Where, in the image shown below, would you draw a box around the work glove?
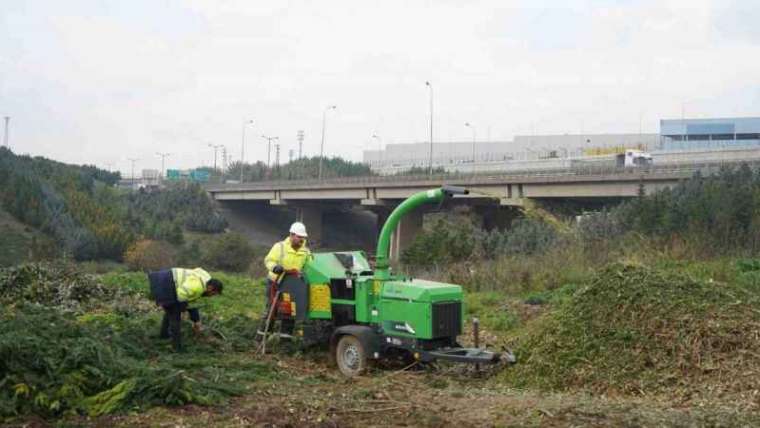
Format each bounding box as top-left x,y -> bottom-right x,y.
272,265 -> 284,274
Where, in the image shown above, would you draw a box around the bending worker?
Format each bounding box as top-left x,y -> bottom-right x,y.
148,267 -> 223,351
263,222 -> 311,333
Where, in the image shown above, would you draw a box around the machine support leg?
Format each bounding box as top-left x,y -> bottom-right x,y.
473,317 -> 480,372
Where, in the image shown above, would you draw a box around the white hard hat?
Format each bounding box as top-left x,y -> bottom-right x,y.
289,222 -> 308,237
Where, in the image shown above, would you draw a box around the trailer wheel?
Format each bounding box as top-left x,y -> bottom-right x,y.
336,335 -> 367,377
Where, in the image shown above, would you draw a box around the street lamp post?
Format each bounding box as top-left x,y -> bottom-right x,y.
318,105 -> 337,180
465,122 -> 476,173
240,119 -> 254,183
425,81 -> 434,175
127,158 -> 139,190
208,144 -> 223,179
156,152 -> 171,182
261,135 -> 279,168
371,134 -> 382,169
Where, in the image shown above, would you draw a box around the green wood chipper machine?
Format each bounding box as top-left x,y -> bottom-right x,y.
263,185 -> 512,376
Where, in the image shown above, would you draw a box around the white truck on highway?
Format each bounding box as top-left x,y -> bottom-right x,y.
616,149 -> 653,168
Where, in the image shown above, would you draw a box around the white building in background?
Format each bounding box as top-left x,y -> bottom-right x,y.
141,169 -> 160,186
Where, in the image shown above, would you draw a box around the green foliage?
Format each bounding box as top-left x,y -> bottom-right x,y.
200,233 -> 255,273
394,166 -> 448,176
401,215 -> 482,265
464,292 -> 519,331
402,215 -> 559,266
0,263 -> 274,420
0,149 -> 228,262
177,238 -> 203,266
0,262 -> 146,313
127,182 -> 226,236
500,262 -> 760,397
123,240 -> 176,272
485,218 -> 560,256
617,164 -> 760,255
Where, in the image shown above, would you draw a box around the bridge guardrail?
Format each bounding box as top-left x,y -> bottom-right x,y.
206,158 -> 760,191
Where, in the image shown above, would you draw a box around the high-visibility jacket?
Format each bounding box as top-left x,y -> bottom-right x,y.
264,237 -> 311,281
171,267 -> 211,303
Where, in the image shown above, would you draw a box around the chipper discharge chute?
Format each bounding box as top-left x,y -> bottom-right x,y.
268,185 -> 511,376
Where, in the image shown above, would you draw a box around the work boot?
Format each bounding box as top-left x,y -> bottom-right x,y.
280,319 -> 295,336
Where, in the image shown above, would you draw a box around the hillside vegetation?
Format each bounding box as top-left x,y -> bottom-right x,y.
0,148 -> 226,262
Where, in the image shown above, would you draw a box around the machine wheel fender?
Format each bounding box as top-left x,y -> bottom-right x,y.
329,325 -> 380,361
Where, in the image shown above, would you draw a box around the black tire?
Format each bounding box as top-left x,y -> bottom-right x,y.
335,335 -> 367,377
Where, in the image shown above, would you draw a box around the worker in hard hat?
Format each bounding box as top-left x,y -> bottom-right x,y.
148,267 -> 223,352
263,222 -> 311,334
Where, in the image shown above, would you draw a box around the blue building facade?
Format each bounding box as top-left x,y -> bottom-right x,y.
660,117 -> 760,151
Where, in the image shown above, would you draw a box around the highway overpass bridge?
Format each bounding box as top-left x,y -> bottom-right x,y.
204,162 -> 737,260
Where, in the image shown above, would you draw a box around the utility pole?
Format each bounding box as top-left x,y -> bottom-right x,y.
372,134 -> 382,169
240,119 -> 254,183
156,152 -> 170,181
127,158 -> 139,190
208,144 -> 223,172
297,130 -> 305,160
3,116 -> 9,148
275,143 -> 281,169
465,122 -> 476,172
425,81 -> 433,175
261,135 -> 279,168
222,145 -> 228,173
319,105 -> 337,180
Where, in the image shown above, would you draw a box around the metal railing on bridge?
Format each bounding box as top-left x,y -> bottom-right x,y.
206,158 -> 760,191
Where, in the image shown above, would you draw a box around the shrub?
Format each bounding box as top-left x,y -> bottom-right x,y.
201,233 -> 254,272
401,216 -> 482,266
177,239 -> 203,267
123,240 -> 175,272
492,218 -> 559,256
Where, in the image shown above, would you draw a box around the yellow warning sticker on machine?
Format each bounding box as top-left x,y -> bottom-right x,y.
309,284 -> 331,312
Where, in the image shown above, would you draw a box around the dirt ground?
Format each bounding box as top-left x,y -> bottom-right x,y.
14,351 -> 753,428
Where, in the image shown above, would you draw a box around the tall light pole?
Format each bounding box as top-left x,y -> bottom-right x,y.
465,122 -> 476,172
3,116 -> 9,148
371,134 -> 382,169
425,81 -> 433,175
297,130 -> 305,160
240,119 -> 254,183
127,158 -> 139,190
318,105 -> 337,180
261,135 -> 279,168
208,143 -> 223,177
156,152 -> 171,181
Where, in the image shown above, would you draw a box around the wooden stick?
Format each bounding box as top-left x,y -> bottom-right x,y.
259,290 -> 281,355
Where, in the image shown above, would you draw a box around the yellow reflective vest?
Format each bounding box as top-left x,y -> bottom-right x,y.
171,267 -> 211,303
264,237 -> 311,281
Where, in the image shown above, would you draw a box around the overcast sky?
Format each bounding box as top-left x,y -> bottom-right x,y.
1,0 -> 759,175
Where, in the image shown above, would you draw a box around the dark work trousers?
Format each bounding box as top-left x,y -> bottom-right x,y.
160,302 -> 200,351
149,269 -> 200,351
266,275 -> 308,335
